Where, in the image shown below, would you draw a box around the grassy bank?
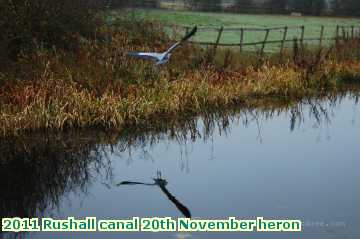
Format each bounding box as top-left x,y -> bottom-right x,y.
1,22 -> 360,137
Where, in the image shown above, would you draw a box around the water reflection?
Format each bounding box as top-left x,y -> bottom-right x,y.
115,171 -> 192,218
0,91 -> 359,238
0,132 -> 113,218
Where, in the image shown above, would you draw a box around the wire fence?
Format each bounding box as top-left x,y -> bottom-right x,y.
166,24 -> 360,56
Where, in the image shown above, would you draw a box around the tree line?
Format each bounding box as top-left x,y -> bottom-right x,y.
263,0 -> 360,16
110,0 -> 360,16
185,0 -> 360,16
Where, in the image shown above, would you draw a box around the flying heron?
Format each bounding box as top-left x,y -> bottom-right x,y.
127,26 -> 197,65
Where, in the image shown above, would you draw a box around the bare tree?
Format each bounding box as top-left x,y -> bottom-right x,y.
330,0 -> 360,16
264,0 -> 290,14
234,0 -> 255,13
185,0 -> 223,12
290,0 -> 326,15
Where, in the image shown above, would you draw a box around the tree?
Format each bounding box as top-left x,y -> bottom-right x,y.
289,0 -> 326,15
185,0 -> 222,12
0,0 -> 104,59
313,0 -> 326,15
330,0 -> 360,16
265,0 -> 290,14
109,0 -> 160,8
233,0 -> 254,13
330,0 -> 341,13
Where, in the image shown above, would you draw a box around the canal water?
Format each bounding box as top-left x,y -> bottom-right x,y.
1,92 -> 360,239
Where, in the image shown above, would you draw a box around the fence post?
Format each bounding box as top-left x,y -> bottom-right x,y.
319,25 -> 324,48
240,28 -> 244,53
335,25 -> 340,43
280,26 -> 288,59
214,26 -> 224,55
300,25 -> 305,47
351,25 -> 354,39
261,29 -> 270,56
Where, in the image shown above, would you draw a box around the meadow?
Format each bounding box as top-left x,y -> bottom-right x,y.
112,9 -> 360,51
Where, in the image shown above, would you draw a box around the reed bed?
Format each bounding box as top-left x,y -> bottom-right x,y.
1,22 -> 360,137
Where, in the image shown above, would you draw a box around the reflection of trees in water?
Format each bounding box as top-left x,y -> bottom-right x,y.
0,92 -> 358,231
0,132 -> 114,219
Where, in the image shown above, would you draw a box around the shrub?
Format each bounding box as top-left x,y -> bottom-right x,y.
0,0 -> 104,60
109,0 -> 160,9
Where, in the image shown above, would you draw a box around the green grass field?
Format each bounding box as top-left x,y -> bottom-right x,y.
111,9 -> 360,52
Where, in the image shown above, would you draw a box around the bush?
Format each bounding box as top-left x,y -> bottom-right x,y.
0,0 -> 104,60
185,0 -> 223,12
109,0 -> 160,9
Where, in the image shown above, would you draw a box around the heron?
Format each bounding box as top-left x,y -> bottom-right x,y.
127,26 -> 197,65
115,171 -> 192,218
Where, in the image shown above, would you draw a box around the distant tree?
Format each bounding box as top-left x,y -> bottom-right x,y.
350,0 -> 360,15
233,0 -> 254,13
185,0 -> 222,12
264,0 -> 290,14
109,0 -> 160,8
289,0 -> 326,15
138,0 -> 160,8
330,0 -> 341,13
313,0 -> 326,15
331,0 -> 360,16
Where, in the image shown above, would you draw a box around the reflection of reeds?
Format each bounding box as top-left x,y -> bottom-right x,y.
0,131 -> 112,220
1,22 -> 360,136
0,91 -> 358,224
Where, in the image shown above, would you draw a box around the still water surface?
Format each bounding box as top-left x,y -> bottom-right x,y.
1,93 -> 360,239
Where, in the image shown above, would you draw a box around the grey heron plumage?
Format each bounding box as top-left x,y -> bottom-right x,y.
127,26 -> 197,65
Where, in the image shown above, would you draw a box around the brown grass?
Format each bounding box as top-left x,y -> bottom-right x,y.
1,22 -> 360,137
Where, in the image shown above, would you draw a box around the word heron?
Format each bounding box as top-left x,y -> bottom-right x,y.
127,26 -> 197,65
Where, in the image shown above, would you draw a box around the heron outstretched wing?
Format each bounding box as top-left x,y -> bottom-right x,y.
127,52 -> 163,61
116,181 -> 156,186
165,26 -> 197,54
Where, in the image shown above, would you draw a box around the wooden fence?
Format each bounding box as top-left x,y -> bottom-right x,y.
170,25 -> 359,56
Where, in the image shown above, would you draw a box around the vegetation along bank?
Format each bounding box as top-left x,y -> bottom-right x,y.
1,2 -> 360,137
